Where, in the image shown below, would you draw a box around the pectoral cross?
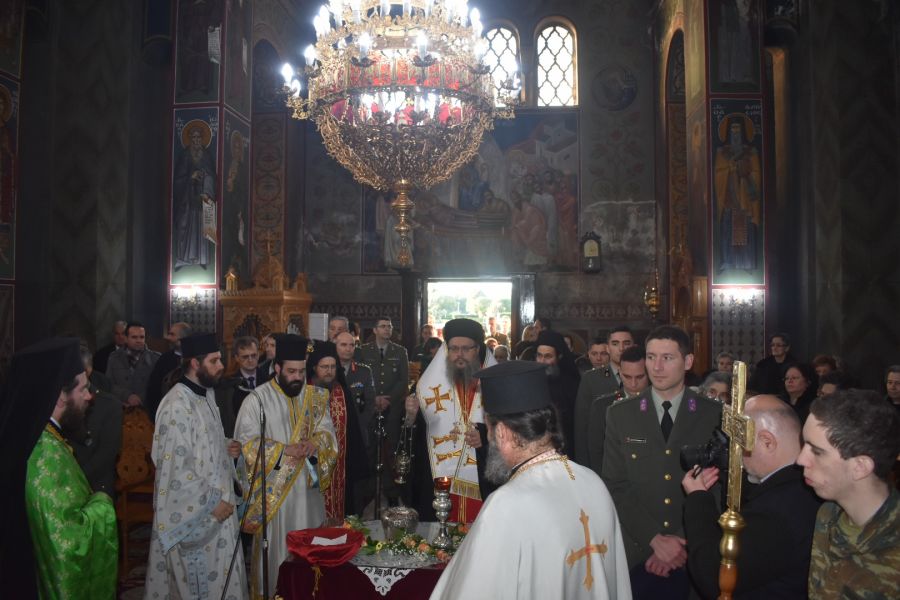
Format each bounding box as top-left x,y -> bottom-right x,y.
717,361 -> 755,600
566,509 -> 607,591
425,385 -> 450,413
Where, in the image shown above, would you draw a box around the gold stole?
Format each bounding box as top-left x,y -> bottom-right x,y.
241,383 -> 336,534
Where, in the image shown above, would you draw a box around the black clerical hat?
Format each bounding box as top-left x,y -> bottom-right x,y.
306,340 -> 339,367
536,330 -> 568,357
475,360 -> 551,415
180,333 -> 219,358
443,318 -> 484,344
276,334 -> 311,362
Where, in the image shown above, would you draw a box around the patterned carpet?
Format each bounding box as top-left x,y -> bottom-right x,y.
118,525 -> 253,598
118,524 -> 150,599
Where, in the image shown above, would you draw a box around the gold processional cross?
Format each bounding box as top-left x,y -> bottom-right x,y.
566,509 -> 608,591
717,361 -> 755,600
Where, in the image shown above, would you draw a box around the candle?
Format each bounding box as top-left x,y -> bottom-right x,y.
434,476 -> 451,491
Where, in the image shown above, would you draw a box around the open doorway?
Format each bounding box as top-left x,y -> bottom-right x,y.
425,279 -> 513,342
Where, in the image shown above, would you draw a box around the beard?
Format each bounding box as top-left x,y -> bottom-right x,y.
544,363 -> 560,379
445,353 -> 480,388
197,364 -> 222,388
59,397 -> 90,443
278,373 -> 304,397
483,442 -> 511,485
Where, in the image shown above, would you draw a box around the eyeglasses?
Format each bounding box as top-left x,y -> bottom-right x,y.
784,376 -> 803,382
317,364 -> 337,371
448,345 -> 478,354
770,343 -> 787,348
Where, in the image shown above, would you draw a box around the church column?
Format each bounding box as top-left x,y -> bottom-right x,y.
0,0 -> 24,370
168,0 -> 253,337
697,0 -> 768,367
399,270 -> 422,353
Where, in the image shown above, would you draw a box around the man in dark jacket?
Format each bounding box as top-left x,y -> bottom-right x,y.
682,395 -> 820,599
748,332 -> 796,395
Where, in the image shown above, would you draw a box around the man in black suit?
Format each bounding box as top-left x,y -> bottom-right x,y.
144,322 -> 192,421
70,342 -> 123,500
748,332 -> 796,395
91,320 -> 127,374
682,395 -> 821,599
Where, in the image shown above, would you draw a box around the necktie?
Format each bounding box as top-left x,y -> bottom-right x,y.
247,376 -> 255,389
380,347 -> 385,363
661,400 -> 674,442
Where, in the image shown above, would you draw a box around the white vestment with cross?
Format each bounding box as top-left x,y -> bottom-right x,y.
431,455 -> 632,599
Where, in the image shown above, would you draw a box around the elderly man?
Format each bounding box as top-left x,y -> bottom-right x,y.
797,389 -> 900,598
144,333 -> 247,599
234,335 -> 337,598
682,395 -> 821,598
574,326 -> 634,465
107,321 -> 161,407
602,325 -> 722,599
586,345 -> 648,474
327,315 -> 350,342
405,318 -> 495,522
15,339 -> 118,599
430,361 -> 631,600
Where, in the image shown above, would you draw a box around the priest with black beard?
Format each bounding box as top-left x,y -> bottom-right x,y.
405,318 -> 497,523
534,329 -> 581,459
430,360 -> 631,599
5,339 -> 119,599
306,340 -> 369,519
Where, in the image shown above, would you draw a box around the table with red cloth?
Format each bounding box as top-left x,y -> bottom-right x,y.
276,521 -> 448,600
276,554 -> 446,599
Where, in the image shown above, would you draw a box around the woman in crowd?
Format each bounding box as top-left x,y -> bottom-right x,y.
780,362 -> 818,423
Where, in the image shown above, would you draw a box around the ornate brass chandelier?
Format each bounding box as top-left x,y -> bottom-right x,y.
282,0 -> 519,267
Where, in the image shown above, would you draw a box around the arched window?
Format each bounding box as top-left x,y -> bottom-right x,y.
535,21 -> 577,106
483,26 -> 520,106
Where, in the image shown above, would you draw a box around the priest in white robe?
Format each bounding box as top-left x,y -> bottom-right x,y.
234,334 -> 337,600
144,333 -> 248,600
431,361 -> 632,600
406,318 -> 497,523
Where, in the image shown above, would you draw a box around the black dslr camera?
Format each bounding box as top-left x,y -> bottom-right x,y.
680,428 -> 730,472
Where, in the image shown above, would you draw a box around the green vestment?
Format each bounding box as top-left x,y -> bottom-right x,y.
25,425 -> 118,599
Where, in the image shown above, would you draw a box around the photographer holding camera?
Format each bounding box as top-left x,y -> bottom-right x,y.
682,395 -> 821,599
602,325 -> 722,599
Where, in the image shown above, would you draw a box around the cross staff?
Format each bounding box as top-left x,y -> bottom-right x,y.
717,361 -> 755,600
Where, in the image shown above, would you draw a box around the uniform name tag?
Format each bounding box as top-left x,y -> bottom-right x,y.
625,437 -> 647,444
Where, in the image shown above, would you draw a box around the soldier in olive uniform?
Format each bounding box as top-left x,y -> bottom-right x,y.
586,345 -> 648,473
573,326 -> 635,466
357,317 -> 409,504
601,325 -> 721,599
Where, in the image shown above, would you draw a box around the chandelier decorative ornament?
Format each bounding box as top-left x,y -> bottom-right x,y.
282,0 -> 519,267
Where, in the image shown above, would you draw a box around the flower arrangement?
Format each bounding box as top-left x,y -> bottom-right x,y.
342,515 -> 469,563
